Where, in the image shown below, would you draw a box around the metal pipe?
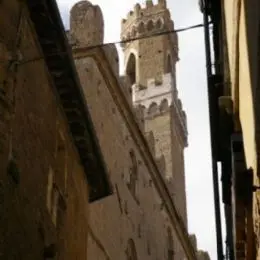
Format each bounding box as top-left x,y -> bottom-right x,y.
202,1 -> 224,259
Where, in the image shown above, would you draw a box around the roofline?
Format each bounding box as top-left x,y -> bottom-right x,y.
26,0 -> 113,202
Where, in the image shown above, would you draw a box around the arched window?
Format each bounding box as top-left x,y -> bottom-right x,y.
147,20 -> 154,31
128,150 -> 138,197
156,19 -> 163,29
148,102 -> 158,117
138,22 -> 145,34
166,55 -> 173,74
126,53 -> 137,85
167,228 -> 174,260
126,239 -> 138,260
160,99 -> 169,113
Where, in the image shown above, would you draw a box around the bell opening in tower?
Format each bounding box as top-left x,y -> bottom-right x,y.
126,53 -> 136,85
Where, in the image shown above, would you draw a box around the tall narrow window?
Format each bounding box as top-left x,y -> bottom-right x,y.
126,53 -> 137,85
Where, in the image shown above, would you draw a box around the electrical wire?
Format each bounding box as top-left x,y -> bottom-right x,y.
1,22 -> 208,66
86,22 -> 206,49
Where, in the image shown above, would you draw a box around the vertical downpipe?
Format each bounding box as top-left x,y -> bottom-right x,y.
202,1 -> 224,259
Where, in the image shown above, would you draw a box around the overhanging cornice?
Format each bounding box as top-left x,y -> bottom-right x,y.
25,0 -> 112,202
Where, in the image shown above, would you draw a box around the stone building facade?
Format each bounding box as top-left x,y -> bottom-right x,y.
67,0 -> 203,259
0,0 -> 210,259
0,0 -> 111,259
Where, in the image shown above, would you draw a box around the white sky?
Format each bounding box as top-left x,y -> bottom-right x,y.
56,0 -> 225,259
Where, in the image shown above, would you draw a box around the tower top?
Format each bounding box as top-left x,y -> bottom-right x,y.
121,0 -> 178,88
121,0 -> 171,37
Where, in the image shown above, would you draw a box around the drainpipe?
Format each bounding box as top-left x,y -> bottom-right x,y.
202,1 -> 224,259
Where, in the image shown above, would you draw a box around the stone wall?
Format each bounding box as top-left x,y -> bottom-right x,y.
120,0 -> 188,233
74,53 -> 187,259
132,72 -> 188,228
0,1 -> 90,259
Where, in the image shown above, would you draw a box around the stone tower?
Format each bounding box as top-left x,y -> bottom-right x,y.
121,0 -> 178,88
121,0 -> 188,225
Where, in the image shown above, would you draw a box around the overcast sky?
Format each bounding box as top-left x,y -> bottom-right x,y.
56,0 -> 223,259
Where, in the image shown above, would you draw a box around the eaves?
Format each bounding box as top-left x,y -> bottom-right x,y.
25,0 -> 113,202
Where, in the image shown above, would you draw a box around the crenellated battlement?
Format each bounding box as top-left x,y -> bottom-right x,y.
121,0 -> 172,46
121,1 -> 167,29
132,73 -> 188,143
133,73 -> 174,108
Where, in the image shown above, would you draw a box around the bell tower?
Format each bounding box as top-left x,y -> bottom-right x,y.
121,0 -> 178,88
121,0 -> 188,227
